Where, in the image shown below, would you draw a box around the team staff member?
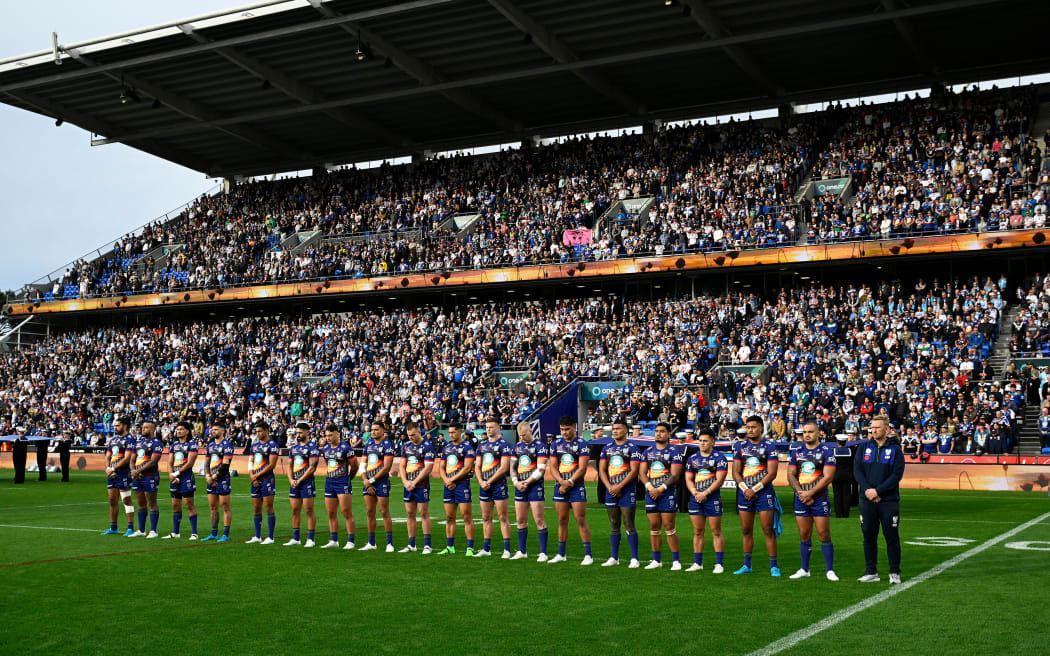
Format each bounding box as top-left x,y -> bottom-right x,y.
321,423 -> 358,550
684,427 -> 727,573
129,421 -> 164,539
361,421 -> 397,552
639,423 -> 684,570
787,421 -> 839,581
285,422 -> 320,547
510,421 -> 549,561
400,421 -> 434,554
855,415 -> 905,584
203,420 -> 235,542
549,416 -> 593,565
101,417 -> 135,536
598,417 -> 642,568
246,421 -> 280,545
163,421 -> 199,540
438,423 -> 476,555
732,415 -> 781,577
474,417 -> 513,558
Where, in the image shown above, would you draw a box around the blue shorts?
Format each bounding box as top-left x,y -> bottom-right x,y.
325,478 -> 352,499
604,486 -> 637,509
794,495 -> 831,517
363,477 -> 390,498
514,481 -> 545,503
736,486 -> 777,513
170,476 -> 196,498
689,495 -> 723,517
251,477 -> 277,499
443,481 -> 471,505
132,476 -> 159,493
207,477 -> 232,496
289,479 -> 316,499
645,490 -> 678,513
403,485 -> 430,504
107,472 -> 131,491
553,481 -> 586,504
479,482 -> 509,503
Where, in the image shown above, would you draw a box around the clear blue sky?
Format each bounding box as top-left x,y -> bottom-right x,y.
0,1 -> 254,293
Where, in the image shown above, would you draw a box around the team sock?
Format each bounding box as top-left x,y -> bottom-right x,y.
769,556 -> 778,570
253,514 -> 262,539
368,531 -> 376,546
518,528 -> 528,553
138,509 -> 147,532
610,530 -> 622,560
307,529 -> 315,541
743,552 -> 752,568
694,552 -> 703,566
671,551 -> 679,563
467,539 -> 475,550
558,541 -> 566,557
408,536 -> 416,548
189,514 -> 198,535
267,513 -> 276,539
330,532 -> 338,542
126,521 -> 134,531
583,541 -> 592,557
149,511 -> 159,533
627,530 -> 639,560
223,525 -> 230,538
293,528 -> 301,541
503,538 -> 511,552
652,550 -> 662,563
800,540 -> 812,571
423,534 -> 432,548
110,521 -> 118,532
210,522 -> 219,537
447,537 -> 455,548
386,531 -> 393,546
172,512 -> 182,534
538,528 -> 549,555
483,538 -> 492,552
716,551 -> 724,565
820,540 -> 835,570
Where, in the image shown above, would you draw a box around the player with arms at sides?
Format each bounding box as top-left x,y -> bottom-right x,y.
400,421 -> 435,554
129,421 -> 164,539
732,415 -> 781,576
246,421 -> 280,545
284,422 -> 320,547
549,415 -> 593,565
787,420 -> 839,580
361,421 -> 397,552
855,415 -> 906,584
101,417 -> 136,536
639,422 -> 685,570
474,417 -> 514,558
509,421 -> 549,561
163,421 -> 199,540
684,427 -> 727,573
598,417 -> 642,568
437,422 -> 476,555
202,419 -> 235,542
320,423 -> 358,550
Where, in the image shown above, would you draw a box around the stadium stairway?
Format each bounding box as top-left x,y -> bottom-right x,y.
1016,405 -> 1044,456
987,304 -> 1022,378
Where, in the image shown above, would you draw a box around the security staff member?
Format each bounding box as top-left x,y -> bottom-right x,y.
854,415 -> 905,585
57,430 -> 73,482
831,433 -> 854,518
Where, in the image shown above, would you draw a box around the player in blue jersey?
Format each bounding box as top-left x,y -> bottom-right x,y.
129,421 -> 164,539
285,422 -> 320,547
437,422 -> 476,555
639,422 -> 685,570
246,421 -> 280,545
684,427 -> 727,573
509,421 -> 549,561
787,420 -> 839,581
202,420 -> 235,542
101,417 -> 135,536
731,415 -> 781,576
399,421 -> 434,553
320,423 -> 358,550
474,417 -> 513,558
598,417 -> 642,568
361,421 -> 397,552
163,421 -> 199,540
549,415 -> 593,565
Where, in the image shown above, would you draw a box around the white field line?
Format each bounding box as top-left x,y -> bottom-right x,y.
0,524 -> 98,532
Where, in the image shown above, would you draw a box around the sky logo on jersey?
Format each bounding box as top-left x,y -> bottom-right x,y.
135,448 -> 147,467
799,460 -> 820,485
445,454 -> 460,474
743,456 -> 765,479
609,454 -> 628,478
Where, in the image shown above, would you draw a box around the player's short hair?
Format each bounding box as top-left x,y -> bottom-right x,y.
559,415 -> 575,427
115,417 -> 131,427
212,419 -> 227,429
405,421 -> 420,432
484,416 -> 500,425
656,422 -> 673,433
870,414 -> 890,426
745,415 -> 764,427
801,420 -> 820,430
295,422 -> 310,431
612,416 -> 630,429
697,427 -> 716,439
370,420 -> 387,432
176,420 -> 193,432
253,420 -> 270,432
448,421 -> 463,430
324,423 -> 340,433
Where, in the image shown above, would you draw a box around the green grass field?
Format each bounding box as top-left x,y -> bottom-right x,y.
1,472 -> 1047,655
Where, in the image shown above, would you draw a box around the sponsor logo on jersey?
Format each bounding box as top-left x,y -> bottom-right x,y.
609,454 -> 628,477
742,455 -> 765,479
799,460 -> 820,485
445,453 -> 460,474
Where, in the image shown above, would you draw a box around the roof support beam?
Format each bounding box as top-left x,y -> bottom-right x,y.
881,0 -> 940,76
484,0 -> 645,116
306,0 -> 523,134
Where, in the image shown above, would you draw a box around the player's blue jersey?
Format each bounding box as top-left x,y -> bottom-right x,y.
440,440 -> 474,479
477,438 -> 511,484
643,444 -> 684,488
132,436 -> 165,478
250,439 -> 280,482
686,451 -> 728,493
513,439 -> 549,482
170,439 -> 198,474
733,439 -> 778,488
364,438 -> 396,482
550,437 -> 588,482
106,434 -> 132,473
321,441 -> 355,481
600,441 -> 642,486
205,439 -> 235,480
401,440 -> 435,483
288,439 -> 320,482
788,443 -> 837,497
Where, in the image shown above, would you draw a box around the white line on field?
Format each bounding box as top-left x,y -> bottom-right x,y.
745,510 -> 1050,656
0,524 -> 98,532
0,501 -> 105,511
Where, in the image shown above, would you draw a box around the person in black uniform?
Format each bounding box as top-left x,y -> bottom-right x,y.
57,430 -> 73,482
35,432 -> 48,481
830,433 -> 854,518
12,429 -> 27,484
854,415 -> 905,584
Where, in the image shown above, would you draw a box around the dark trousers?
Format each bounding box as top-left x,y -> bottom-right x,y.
12,440 -> 27,484
59,441 -> 71,481
832,481 -> 851,517
860,499 -> 901,575
36,444 -> 48,481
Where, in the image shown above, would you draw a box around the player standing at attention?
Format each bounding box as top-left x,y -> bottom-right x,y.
320,423 -> 358,549
787,420 -> 839,580
474,417 -> 513,558
129,421 -> 164,539
246,421 -> 280,545
101,417 -> 135,536
549,415 -> 593,565
163,421 -> 199,540
285,422 -> 320,547
202,420 -> 235,543
684,427 -> 727,573
437,422 -> 476,555
360,421 -> 397,552
400,421 -> 434,554
732,415 -> 781,576
639,422 -> 685,570
598,417 -> 642,568
510,421 -> 549,561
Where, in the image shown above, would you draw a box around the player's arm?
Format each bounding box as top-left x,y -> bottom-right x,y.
568,454 -> 588,488
685,465 -> 699,498
493,454 -> 512,484
756,453 -> 778,490
167,450 -> 178,481
455,457 -> 475,484
115,447 -> 133,471
370,454 -> 394,485
182,447 -> 198,476
286,454 -> 298,488
708,465 -> 728,498
473,453 -> 486,488
420,454 -> 435,480
399,456 -> 411,489
786,453 -> 802,495
303,455 -> 319,480
510,452 -> 523,490
623,457 -> 641,489
639,459 -> 661,499
597,453 -> 612,489
143,450 -> 162,476
438,457 -> 450,487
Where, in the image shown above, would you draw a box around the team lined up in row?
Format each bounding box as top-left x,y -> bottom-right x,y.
101,413 -> 902,580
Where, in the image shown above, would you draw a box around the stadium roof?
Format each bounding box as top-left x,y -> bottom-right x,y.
1,0 -> 1046,178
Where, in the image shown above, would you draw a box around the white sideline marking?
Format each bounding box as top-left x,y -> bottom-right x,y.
0,501 -> 105,511
745,510 -> 1050,656
0,524 -> 98,532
